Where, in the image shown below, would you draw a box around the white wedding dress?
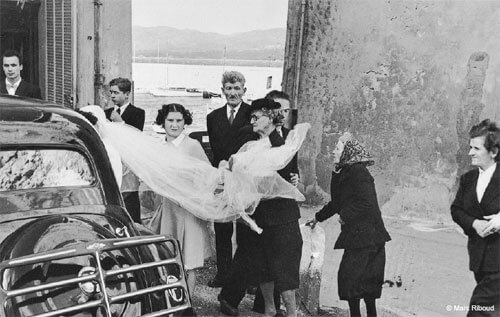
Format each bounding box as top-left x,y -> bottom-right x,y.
79,106 -> 310,229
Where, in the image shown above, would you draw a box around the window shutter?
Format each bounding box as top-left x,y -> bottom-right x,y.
46,0 -> 72,106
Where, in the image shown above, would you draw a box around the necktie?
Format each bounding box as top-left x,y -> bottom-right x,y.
277,127 -> 283,138
229,108 -> 235,125
116,107 -> 121,115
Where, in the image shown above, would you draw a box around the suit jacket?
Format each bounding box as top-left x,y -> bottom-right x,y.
315,163 -> 391,250
451,163 -> 500,272
0,79 -> 42,99
105,104 -> 145,131
206,102 -> 253,167
281,127 -> 299,175
251,129 -> 301,227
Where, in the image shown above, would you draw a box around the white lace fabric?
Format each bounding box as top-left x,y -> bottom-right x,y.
79,106 -> 310,223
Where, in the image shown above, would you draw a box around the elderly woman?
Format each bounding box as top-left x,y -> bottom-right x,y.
246,98 -> 303,317
307,132 -> 391,317
451,119 -> 500,316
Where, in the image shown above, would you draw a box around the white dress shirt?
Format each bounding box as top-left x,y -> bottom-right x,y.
477,163 -> 496,202
5,78 -> 21,95
226,102 -> 242,120
115,102 -> 130,115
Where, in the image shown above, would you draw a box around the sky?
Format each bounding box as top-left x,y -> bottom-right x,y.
132,0 -> 289,34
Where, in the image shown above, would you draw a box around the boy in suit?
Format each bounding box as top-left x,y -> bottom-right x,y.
1,50 -> 41,99
106,77 -> 145,223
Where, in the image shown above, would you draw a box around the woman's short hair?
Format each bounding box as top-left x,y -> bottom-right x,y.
469,119 -> 500,161
221,71 -> 246,86
155,103 -> 193,126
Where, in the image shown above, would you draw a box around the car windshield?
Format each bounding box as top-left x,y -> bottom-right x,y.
0,148 -> 95,191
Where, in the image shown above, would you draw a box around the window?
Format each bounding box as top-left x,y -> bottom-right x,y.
0,148 -> 95,191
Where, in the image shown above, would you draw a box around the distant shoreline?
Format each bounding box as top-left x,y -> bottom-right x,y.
133,57 -> 284,68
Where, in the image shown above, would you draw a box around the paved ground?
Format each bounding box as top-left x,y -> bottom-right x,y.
183,205 -> 476,316
299,206 -> 475,317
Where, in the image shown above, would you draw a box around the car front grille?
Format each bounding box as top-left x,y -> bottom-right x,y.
0,235 -> 191,317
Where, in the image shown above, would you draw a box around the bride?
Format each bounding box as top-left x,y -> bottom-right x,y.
79,105 -> 310,232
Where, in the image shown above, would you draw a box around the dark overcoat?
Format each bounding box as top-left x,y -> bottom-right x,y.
315,163 -> 391,249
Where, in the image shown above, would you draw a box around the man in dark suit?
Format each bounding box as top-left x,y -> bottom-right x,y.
451,119 -> 500,316
1,50 -> 41,99
105,77 -> 145,223
266,90 -> 299,180
206,71 -> 253,290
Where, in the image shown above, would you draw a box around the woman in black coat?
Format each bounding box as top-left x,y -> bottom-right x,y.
307,132 -> 391,317
451,119 -> 500,316
248,98 -> 302,317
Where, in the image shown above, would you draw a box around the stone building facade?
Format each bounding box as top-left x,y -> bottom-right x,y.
284,0 -> 500,222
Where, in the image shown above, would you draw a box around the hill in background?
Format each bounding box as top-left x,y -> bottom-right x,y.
133,26 -> 285,66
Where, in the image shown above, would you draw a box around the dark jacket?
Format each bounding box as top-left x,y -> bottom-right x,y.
206,103 -> 253,167
105,104 -> 145,131
315,163 -> 391,249
0,79 -> 42,99
281,127 -> 299,175
451,163 -> 500,272
251,129 -> 301,227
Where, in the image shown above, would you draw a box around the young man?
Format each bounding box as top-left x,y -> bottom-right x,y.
206,71 -> 253,291
105,77 -> 145,223
1,50 -> 41,99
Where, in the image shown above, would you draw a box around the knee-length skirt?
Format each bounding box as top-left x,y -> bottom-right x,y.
338,243 -> 386,300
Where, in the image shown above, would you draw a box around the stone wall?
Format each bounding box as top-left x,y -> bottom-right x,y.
284,0 -> 500,222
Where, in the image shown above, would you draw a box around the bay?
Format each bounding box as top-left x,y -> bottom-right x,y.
132,62 -> 283,134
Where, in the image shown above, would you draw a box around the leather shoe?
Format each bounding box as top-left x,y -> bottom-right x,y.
207,278 -> 224,288
219,299 -> 239,316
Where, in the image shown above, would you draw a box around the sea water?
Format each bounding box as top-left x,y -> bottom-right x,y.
132,62 -> 283,134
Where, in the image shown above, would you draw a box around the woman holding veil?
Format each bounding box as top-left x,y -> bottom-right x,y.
79,102 -> 309,314
151,103 -> 212,297
244,98 -> 303,317
79,104 -> 309,226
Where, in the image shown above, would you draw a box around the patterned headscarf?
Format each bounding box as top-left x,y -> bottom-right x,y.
337,132 -> 374,168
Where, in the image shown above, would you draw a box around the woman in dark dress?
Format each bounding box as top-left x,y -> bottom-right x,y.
248,98 -> 302,317
307,132 -> 391,317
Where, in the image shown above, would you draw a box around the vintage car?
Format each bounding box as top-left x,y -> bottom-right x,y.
0,95 -> 192,317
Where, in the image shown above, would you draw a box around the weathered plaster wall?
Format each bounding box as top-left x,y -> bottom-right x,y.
75,0 -> 132,107
284,0 -> 500,222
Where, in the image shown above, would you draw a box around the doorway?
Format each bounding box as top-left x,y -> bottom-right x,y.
0,0 -> 41,86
